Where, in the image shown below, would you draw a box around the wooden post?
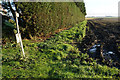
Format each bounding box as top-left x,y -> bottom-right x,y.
15,11 -> 25,57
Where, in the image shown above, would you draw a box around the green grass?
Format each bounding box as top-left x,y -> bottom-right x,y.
2,20 -> 120,78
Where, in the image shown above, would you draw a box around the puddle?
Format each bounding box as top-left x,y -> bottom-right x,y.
89,44 -> 100,53
104,51 -> 115,55
89,44 -> 101,53
89,44 -> 116,60
89,48 -> 96,53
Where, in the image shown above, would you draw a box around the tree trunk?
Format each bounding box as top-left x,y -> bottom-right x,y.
8,1 -> 16,22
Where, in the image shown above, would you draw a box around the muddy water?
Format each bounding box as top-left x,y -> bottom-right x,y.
89,44 -> 116,61
80,18 -> 120,68
88,43 -> 120,69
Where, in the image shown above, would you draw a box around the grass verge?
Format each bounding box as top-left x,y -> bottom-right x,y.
2,20 -> 120,78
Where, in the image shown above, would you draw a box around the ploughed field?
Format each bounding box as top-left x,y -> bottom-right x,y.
80,18 -> 120,68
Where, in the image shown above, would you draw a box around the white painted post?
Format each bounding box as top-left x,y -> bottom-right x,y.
15,11 -> 25,57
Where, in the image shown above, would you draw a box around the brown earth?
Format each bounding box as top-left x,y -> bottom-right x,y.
78,18 -> 120,68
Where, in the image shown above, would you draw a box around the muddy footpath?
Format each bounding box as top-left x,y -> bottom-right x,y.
79,18 -> 120,69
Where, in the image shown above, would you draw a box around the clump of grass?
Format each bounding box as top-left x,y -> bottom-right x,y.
2,20 -> 120,78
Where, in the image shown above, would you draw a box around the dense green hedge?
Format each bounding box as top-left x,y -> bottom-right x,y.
15,2 -> 86,39
2,16 -> 16,43
75,2 -> 86,15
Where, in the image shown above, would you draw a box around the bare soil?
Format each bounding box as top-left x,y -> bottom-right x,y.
79,18 -> 120,68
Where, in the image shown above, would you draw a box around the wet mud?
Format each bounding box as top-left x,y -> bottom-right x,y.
79,18 -> 120,68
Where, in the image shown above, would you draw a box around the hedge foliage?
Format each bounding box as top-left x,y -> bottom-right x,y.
15,2 -> 86,39
2,16 -> 16,43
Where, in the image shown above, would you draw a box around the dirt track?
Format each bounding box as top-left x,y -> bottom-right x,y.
79,18 -> 120,68
88,18 -> 120,52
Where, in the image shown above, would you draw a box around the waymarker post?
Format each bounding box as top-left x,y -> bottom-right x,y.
15,11 -> 25,57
